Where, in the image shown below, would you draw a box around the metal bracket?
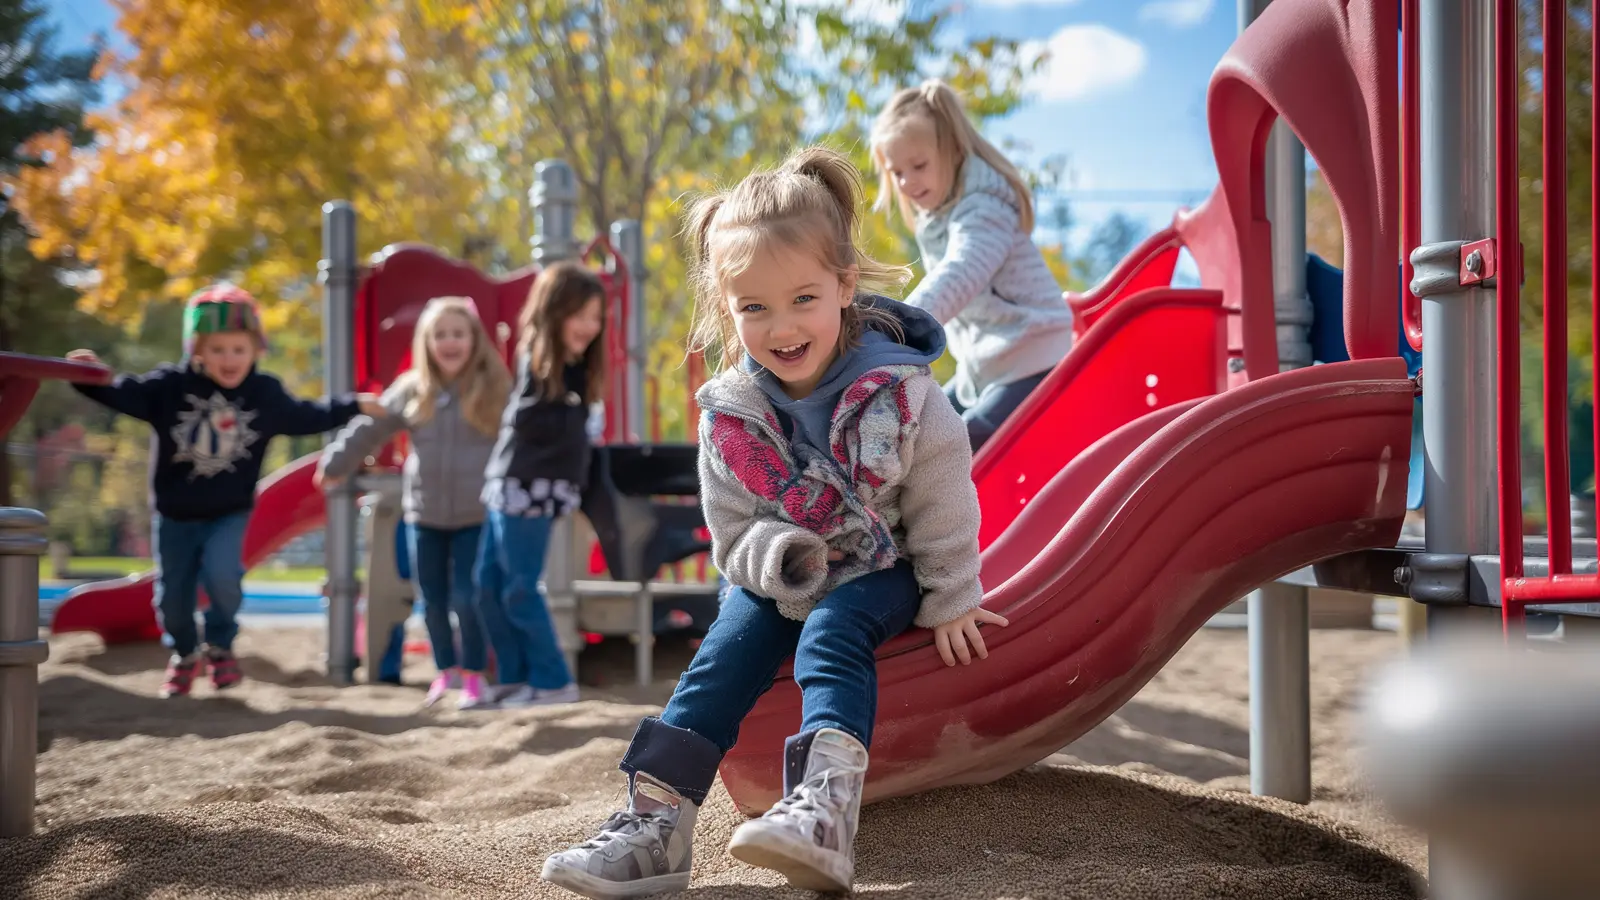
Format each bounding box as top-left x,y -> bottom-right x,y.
1459,238 -> 1497,286
1397,552 -> 1472,606
1409,239 -> 1497,298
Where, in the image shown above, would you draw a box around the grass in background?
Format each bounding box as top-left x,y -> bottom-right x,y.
42,557 -> 337,584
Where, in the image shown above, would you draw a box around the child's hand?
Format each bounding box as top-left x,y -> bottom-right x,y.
66,349 -> 101,365
933,607 -> 1011,667
356,394 -> 386,418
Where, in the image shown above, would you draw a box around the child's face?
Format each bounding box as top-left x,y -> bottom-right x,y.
194,332 -> 257,388
427,310 -> 476,380
561,295 -> 604,361
879,124 -> 954,212
725,240 -> 856,400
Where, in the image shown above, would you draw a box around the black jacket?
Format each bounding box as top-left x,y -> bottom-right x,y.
75,364 -> 360,520
484,355 -> 594,490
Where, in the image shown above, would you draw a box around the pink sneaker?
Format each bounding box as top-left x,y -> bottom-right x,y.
423,669 -> 454,707
457,672 -> 488,710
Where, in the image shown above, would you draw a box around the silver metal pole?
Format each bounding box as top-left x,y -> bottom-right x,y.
1241,0 -> 1313,805
1415,0 -> 1501,890
320,201 -> 360,685
1419,0 -> 1498,566
610,219 -> 646,444
532,161 -> 579,266
531,162 -> 584,684
0,507 -> 49,837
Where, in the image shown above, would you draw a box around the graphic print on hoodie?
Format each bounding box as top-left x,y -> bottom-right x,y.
75,363 -> 360,521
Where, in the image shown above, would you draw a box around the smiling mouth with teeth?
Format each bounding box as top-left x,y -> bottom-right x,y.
772,343 -> 809,362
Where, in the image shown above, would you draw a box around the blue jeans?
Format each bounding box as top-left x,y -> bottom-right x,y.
620,561 -> 922,804
409,524 -> 489,672
945,369 -> 1050,452
152,510 -> 250,657
474,511 -> 573,689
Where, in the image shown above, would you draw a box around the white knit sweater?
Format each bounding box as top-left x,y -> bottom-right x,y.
907,156 -> 1076,407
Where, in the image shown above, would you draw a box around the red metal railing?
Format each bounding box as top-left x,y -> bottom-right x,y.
1498,0 -> 1597,630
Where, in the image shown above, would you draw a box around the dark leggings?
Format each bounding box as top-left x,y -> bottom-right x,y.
945,370 -> 1050,452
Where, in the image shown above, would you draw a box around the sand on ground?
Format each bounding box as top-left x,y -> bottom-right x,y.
2,624 -> 1426,899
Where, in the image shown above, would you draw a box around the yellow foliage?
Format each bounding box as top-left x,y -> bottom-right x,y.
7,0 -> 485,387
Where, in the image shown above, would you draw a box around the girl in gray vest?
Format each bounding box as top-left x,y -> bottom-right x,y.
871,79 -> 1076,451
319,297 -> 511,710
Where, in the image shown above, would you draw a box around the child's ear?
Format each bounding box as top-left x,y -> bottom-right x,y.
838,265 -> 860,306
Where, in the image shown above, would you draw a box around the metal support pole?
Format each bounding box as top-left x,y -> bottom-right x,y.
1241,0 -> 1313,806
531,162 -> 584,684
610,219 -> 647,444
320,201 -> 360,685
532,161 -> 579,266
1418,0 -> 1499,619
1415,0 -> 1501,888
1248,583 -> 1311,801
0,507 -> 49,837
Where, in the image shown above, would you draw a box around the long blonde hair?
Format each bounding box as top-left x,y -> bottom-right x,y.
394,297 -> 510,436
869,79 -> 1035,233
684,145 -> 911,371
517,261 -> 608,404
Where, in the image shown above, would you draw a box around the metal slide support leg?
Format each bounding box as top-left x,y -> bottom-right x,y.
0,508 -> 48,837
1248,582 -> 1312,802
1240,0 -> 1315,805
321,201 -> 360,684
635,584 -> 653,687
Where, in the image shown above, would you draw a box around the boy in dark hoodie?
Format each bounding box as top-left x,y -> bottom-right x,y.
69,284 -> 383,697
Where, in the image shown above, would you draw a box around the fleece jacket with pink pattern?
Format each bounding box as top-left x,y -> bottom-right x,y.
695,325 -> 984,628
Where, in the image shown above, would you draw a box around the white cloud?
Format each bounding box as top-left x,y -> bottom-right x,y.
1022,24 -> 1148,103
1138,0 -> 1215,28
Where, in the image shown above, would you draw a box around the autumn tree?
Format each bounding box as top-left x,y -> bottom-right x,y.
9,0 -> 483,386
0,0 -> 104,505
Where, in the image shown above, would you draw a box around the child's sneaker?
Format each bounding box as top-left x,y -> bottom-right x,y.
500,683 -> 579,708
424,670 -> 454,708
159,653 -> 203,698
457,672 -> 488,710
541,771 -> 696,898
207,648 -> 243,691
726,728 -> 868,892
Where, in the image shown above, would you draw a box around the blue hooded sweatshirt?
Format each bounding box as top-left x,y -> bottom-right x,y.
741,296 -> 947,466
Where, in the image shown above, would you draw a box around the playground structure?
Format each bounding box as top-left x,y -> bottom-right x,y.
0,0 -> 1595,893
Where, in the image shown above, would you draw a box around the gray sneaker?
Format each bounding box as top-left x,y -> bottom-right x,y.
541,772 -> 696,898
499,683 -> 579,708
726,728 -> 868,892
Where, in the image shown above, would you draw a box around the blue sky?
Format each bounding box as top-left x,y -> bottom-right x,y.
43,0 -> 1238,252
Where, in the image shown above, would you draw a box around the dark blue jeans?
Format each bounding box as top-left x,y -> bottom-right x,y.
620,561 -> 922,804
409,523 -> 489,672
152,510 -> 250,657
474,510 -> 573,689
945,369 -> 1050,452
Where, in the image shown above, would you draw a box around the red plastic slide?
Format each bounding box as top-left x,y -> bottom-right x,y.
49,453 -> 327,643
719,358 -> 1415,813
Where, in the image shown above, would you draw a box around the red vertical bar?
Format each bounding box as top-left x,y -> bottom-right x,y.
1402,0 -> 1423,351
1498,0 -> 1526,605
1542,0 -> 1572,574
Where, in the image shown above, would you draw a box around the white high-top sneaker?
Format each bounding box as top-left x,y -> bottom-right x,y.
725,728 -> 868,892
541,772 -> 697,899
